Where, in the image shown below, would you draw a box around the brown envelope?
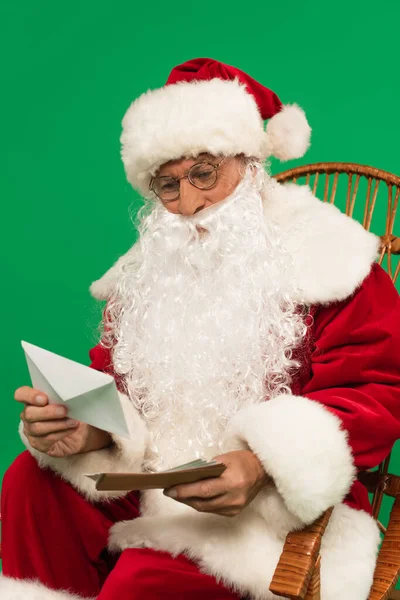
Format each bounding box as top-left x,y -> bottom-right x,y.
90,463 -> 226,491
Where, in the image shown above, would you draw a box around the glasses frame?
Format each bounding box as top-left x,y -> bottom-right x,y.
149,157 -> 227,201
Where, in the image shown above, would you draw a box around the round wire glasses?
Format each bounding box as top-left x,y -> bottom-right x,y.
150,158 -> 226,202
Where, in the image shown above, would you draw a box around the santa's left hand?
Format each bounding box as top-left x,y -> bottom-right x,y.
163,450 -> 272,517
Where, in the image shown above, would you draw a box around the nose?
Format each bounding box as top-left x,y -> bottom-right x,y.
178,178 -> 206,216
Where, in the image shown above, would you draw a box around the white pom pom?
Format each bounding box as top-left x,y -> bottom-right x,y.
265,104 -> 311,161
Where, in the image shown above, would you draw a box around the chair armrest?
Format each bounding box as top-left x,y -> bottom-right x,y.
269,508 -> 333,600
368,496 -> 400,600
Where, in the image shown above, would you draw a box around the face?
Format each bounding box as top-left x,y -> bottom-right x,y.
153,153 -> 244,215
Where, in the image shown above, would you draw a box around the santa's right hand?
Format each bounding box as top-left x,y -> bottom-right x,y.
14,386 -> 80,453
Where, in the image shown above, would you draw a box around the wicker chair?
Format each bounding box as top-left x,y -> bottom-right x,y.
0,163 -> 399,600
269,162 -> 400,600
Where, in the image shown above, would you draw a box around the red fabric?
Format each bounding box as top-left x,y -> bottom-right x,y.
98,549 -> 240,600
89,311 -> 126,393
89,342 -> 113,375
1,452 -> 243,599
302,264 -> 400,512
89,263 -> 400,516
166,57 -> 282,120
303,264 -> 400,467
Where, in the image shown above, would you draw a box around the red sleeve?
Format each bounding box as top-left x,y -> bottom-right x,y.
302,263 -> 400,470
88,342 -> 113,374
88,304 -> 115,375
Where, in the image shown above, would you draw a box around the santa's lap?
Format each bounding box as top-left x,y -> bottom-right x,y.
1,451 -> 243,599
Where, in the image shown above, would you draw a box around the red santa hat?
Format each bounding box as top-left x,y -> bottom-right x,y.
121,58 -> 311,195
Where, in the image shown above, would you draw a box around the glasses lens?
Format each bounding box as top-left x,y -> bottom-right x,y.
153,177 -> 179,200
189,163 -> 217,189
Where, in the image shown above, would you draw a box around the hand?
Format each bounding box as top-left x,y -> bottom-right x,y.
15,386 -> 113,458
163,450 -> 271,517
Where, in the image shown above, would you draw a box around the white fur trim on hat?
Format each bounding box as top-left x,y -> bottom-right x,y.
120,78 -> 311,196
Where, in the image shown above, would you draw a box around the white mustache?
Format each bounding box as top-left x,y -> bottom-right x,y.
157,173 -> 257,233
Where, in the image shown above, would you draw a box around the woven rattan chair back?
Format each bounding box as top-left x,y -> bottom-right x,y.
274,162 -> 400,599
275,162 -> 400,286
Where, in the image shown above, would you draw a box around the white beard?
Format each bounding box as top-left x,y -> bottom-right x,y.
104,167 -> 307,470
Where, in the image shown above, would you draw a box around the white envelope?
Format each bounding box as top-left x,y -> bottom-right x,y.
21,340 -> 130,438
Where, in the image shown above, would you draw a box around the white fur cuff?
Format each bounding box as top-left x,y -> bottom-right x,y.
20,392 -> 149,502
225,394 -> 356,524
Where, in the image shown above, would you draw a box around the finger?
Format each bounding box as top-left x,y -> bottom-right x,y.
14,386 -> 48,406
28,428 -> 79,452
23,404 -> 68,423
25,418 -> 79,438
206,508 -> 240,518
178,494 -> 239,514
164,477 -> 227,501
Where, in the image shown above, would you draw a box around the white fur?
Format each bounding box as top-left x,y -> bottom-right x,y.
109,496 -> 379,600
20,392 -> 149,502
225,394 -> 356,524
89,244 -> 141,301
121,78 -> 265,195
262,179 -> 380,304
90,178 -> 379,305
120,78 -> 310,195
320,504 -> 381,600
0,502 -> 378,600
0,575 -> 91,600
265,104 -> 311,160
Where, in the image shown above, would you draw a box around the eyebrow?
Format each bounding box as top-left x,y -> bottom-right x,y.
158,155 -> 217,178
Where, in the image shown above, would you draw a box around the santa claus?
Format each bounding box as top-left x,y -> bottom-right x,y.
2,58 -> 400,600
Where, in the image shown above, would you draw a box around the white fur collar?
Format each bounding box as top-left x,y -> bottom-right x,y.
89,180 -> 379,306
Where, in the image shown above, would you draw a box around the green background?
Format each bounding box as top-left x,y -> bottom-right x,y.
1,0 -> 399,578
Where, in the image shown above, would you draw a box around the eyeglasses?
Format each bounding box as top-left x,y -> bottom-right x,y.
150,158 -> 227,202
